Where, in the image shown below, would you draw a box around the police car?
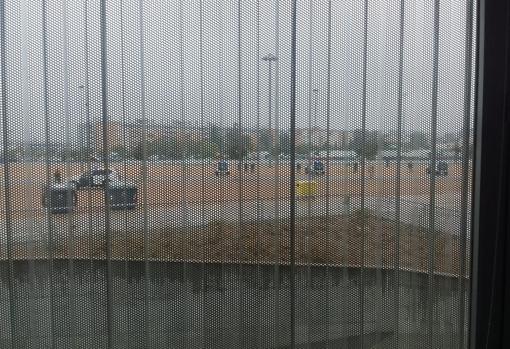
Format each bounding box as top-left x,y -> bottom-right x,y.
70,168 -> 120,189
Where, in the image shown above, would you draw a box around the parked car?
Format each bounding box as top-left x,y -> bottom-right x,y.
215,160 -> 230,176
106,181 -> 138,210
71,168 -> 120,189
42,183 -> 77,214
426,161 -> 448,176
305,160 -> 325,175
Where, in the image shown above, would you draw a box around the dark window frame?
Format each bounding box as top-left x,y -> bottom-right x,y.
470,0 -> 510,347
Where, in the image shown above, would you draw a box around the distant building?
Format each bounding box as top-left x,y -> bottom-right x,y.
78,121 -> 355,159
246,151 -> 270,160
295,128 -> 351,149
402,149 -> 431,160
318,150 -> 357,160
5,141 -> 66,162
377,150 -> 399,160
78,119 -> 202,153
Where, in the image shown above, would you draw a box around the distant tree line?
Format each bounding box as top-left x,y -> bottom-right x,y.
2,126 -> 472,163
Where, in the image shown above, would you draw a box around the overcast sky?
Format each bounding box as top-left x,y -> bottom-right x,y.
1,0 -> 475,146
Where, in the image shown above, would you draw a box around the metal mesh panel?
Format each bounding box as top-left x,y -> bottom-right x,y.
0,0 -> 476,348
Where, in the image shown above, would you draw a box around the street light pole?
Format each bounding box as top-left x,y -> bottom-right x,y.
262,53 -> 277,164
307,88 -> 318,176
312,88 -> 318,152
78,84 -> 85,173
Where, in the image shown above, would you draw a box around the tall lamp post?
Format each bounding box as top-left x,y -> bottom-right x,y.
312,88 -> 319,153
78,84 -> 86,172
262,53 -> 277,165
307,88 -> 319,178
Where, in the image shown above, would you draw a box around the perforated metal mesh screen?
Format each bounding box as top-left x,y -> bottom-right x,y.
0,0 -> 475,348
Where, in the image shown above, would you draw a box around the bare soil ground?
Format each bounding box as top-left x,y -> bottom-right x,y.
3,211 -> 468,277
0,162 -> 468,217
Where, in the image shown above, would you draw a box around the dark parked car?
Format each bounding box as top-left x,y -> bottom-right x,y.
215,160 -> 230,176
426,161 -> 448,176
42,183 -> 77,214
106,181 -> 138,210
305,160 -> 325,176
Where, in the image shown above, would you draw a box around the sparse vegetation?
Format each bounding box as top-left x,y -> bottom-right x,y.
1,212 -> 466,277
